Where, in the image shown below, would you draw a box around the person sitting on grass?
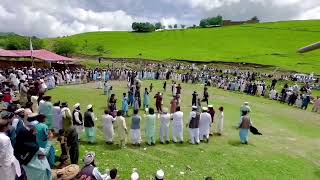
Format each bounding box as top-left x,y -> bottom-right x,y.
131,109 -> 141,146
77,152 -> 109,180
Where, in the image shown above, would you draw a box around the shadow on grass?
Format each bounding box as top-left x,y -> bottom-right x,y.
228,140 -> 242,147
315,170 -> 320,178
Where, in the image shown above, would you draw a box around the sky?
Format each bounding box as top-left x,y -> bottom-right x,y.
0,0 -> 319,37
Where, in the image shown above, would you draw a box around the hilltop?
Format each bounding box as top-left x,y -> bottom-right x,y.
44,20 -> 320,73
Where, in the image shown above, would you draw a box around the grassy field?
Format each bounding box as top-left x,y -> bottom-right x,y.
47,81 -> 320,179
44,20 -> 320,74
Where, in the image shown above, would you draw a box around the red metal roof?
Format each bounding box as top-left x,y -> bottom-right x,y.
0,49 -> 73,62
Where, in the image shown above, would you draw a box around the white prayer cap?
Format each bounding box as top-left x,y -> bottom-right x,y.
14,108 -> 25,114
156,169 -> 164,179
87,104 -> 93,110
131,172 -> 139,180
202,107 -> 208,111
244,102 -> 249,105
145,108 -> 149,112
192,106 -> 197,109
208,105 -> 213,108
73,103 -> 80,108
84,152 -> 95,165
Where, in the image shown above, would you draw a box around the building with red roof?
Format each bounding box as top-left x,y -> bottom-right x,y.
0,49 -> 74,62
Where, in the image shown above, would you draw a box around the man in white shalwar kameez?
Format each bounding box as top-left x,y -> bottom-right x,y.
188,106 -> 200,144
72,103 -> 83,140
160,108 -> 170,144
0,118 -> 21,180
102,110 -> 115,144
199,107 -> 211,143
172,106 -> 184,143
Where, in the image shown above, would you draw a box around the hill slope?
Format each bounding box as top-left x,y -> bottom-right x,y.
45,20 -> 320,73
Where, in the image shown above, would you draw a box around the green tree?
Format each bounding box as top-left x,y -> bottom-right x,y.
3,36 -> 43,50
131,22 -> 156,32
155,22 -> 162,30
174,24 -> 178,28
180,24 -> 186,29
96,44 -> 104,56
53,39 -> 76,57
168,25 -> 173,29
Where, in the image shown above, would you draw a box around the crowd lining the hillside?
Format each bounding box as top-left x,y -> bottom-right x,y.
0,64 -> 319,180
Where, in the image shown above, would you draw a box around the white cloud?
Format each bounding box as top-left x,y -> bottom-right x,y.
296,6 -> 320,20
0,0 -> 319,37
160,17 -> 178,28
0,0 -> 143,37
172,0 -> 240,11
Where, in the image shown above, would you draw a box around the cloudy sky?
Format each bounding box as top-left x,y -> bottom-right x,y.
0,0 -> 319,37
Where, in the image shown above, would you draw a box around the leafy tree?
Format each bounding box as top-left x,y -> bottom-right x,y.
168,25 -> 173,29
155,22 -> 162,30
193,24 -> 197,28
174,24 -> 178,28
96,45 -> 104,55
199,15 -> 223,28
132,22 -> 156,32
180,24 -> 186,29
3,36 -> 43,50
251,16 -> 259,22
53,39 -> 76,57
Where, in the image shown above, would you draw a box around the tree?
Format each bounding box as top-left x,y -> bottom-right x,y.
53,39 -> 76,57
96,45 -> 104,56
155,22 -> 162,30
174,24 -> 178,29
168,25 -> 173,29
199,15 -> 223,28
132,22 -> 156,32
3,36 -> 43,50
180,24 -> 186,29
251,16 -> 259,22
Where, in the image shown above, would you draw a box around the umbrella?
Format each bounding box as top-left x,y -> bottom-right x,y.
250,126 -> 262,135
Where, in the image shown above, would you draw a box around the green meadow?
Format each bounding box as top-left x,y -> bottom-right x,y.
48,81 -> 320,179
45,20 -> 320,74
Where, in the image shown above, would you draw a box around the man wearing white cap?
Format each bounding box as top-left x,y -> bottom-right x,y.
172,106 -> 184,143
72,103 -> 83,140
84,104 -> 97,144
199,107 -> 211,143
188,106 -> 200,144
160,107 -> 170,144
240,102 -> 251,116
77,152 -> 109,180
155,169 -> 164,180
131,171 -> 139,180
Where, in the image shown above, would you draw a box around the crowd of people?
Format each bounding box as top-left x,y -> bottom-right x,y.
0,63 -> 319,180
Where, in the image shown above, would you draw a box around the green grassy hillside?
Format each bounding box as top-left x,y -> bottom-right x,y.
45,20 -> 320,73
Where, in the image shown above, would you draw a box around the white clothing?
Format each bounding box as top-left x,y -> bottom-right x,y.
172,111 -> 184,142
103,114 -> 115,142
130,129 -> 141,144
199,112 -> 211,140
216,111 -> 224,134
0,132 -> 21,180
189,128 -> 200,144
160,114 -> 170,142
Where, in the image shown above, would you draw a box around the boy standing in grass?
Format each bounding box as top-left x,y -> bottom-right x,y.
122,93 -> 129,116
114,110 -> 128,148
84,104 -> 97,144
